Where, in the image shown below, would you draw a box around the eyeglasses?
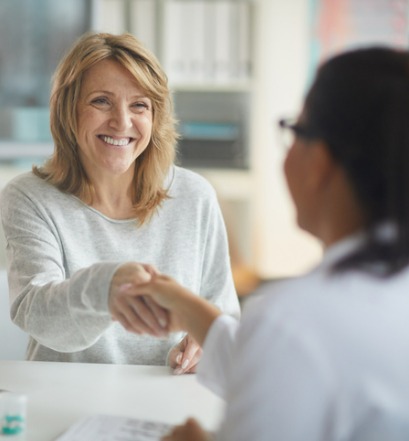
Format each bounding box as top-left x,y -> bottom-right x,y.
278,118 -> 320,150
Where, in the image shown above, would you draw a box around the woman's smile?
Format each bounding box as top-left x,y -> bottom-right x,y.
98,135 -> 135,147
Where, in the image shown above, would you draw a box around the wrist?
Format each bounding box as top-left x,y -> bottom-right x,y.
175,291 -> 221,346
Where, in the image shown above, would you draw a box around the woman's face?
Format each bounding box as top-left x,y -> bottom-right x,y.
283,111 -> 326,237
76,58 -> 153,183
284,135 -> 315,232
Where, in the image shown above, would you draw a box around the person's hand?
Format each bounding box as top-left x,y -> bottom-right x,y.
109,262 -> 169,337
132,273 -> 221,346
162,418 -> 211,441
169,334 -> 202,375
131,274 -> 192,332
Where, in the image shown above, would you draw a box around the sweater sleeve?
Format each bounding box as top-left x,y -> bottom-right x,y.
0,180 -> 118,352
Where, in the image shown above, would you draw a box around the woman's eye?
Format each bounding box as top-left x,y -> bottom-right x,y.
133,102 -> 150,112
91,97 -> 109,106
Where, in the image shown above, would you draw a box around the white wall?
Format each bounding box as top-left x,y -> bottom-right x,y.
249,0 -> 323,279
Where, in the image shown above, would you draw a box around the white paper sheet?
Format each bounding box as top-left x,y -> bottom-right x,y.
55,414 -> 172,441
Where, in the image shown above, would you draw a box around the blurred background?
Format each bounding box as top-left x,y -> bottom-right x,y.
1,0 -> 408,298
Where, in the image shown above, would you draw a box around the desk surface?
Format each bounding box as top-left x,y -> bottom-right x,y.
0,360 -> 225,441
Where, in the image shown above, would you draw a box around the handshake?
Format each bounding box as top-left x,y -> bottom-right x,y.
108,262 -> 221,374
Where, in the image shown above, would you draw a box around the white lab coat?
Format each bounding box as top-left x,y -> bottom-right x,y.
198,234 -> 409,440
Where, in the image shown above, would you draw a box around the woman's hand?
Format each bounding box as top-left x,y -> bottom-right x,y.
169,334 -> 202,375
109,262 -> 169,337
162,418 -> 211,441
132,274 -> 221,346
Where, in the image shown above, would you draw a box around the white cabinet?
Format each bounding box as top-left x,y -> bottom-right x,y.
97,0 -> 253,84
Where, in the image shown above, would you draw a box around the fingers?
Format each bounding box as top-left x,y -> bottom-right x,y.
109,263 -> 170,337
171,335 -> 202,375
141,263 -> 161,277
162,418 -> 209,441
114,287 -> 169,337
109,263 -> 188,337
131,275 -> 188,333
143,295 -> 169,329
109,263 -> 151,304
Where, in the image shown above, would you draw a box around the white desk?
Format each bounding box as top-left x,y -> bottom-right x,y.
0,361 -> 225,441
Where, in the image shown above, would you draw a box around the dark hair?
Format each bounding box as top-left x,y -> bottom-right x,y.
304,47 -> 409,275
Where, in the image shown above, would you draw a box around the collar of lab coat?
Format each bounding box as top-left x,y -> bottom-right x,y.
319,222 -> 398,273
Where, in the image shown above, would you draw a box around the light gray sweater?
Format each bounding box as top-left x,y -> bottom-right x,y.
0,166 -> 240,364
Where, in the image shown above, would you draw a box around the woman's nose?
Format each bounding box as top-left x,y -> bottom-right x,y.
109,105 -> 133,131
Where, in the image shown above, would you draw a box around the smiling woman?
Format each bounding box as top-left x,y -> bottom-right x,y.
0,32 -> 240,372
35,32 -> 177,225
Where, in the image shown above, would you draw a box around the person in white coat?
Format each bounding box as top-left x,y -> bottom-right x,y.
129,46 -> 409,440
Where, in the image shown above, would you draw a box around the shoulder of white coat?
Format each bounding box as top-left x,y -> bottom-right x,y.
241,269 -> 328,323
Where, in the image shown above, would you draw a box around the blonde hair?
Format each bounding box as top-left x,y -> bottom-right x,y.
34,32 -> 178,224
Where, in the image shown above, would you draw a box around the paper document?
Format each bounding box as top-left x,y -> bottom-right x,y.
55,414 -> 172,441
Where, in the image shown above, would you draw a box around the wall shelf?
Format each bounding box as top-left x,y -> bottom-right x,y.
0,142 -> 53,160
170,81 -> 253,93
